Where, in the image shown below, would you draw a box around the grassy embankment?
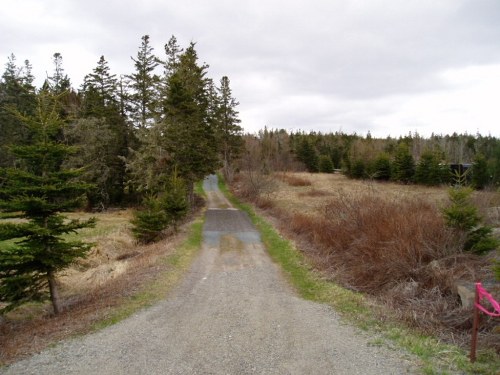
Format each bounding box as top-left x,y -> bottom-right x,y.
217,174 -> 500,375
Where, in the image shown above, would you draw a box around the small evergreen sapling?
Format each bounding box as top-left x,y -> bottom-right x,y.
131,195 -> 170,244
0,92 -> 95,315
442,187 -> 499,254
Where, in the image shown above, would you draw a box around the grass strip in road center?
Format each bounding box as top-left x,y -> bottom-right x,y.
216,174 -> 500,375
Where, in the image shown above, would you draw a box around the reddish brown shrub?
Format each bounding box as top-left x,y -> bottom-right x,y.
278,174 -> 312,187
279,193 -> 493,344
298,189 -> 331,197
256,197 -> 275,210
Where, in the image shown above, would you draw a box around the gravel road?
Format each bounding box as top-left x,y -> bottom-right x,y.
1,175 -> 417,374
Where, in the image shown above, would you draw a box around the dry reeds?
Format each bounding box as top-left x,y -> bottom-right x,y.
298,189 -> 331,197
277,173 -> 312,187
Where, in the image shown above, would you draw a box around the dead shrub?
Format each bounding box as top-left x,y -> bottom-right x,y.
298,189 -> 331,197
274,191 -> 495,345
277,173 -> 312,187
237,170 -> 277,201
256,197 -> 275,210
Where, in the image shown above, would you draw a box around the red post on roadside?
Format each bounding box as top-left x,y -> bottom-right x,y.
469,282 -> 480,363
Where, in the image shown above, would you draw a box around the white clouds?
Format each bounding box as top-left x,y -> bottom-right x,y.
1,0 -> 500,137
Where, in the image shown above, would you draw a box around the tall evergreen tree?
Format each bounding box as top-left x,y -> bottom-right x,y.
162,43 -> 219,202
158,35 -> 183,120
0,92 -> 95,314
128,35 -> 159,129
79,56 -> 129,206
47,53 -> 71,95
213,76 -> 243,182
81,56 -> 118,117
0,54 -> 37,167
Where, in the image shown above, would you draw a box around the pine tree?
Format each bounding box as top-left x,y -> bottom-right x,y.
47,53 -> 71,95
0,54 -> 37,167
128,35 -> 159,129
392,143 -> 415,183
162,43 -> 220,203
163,171 -> 188,231
79,56 -> 130,207
213,76 -> 243,182
296,138 -> 319,172
318,155 -> 334,173
414,150 -> 448,186
471,153 -> 490,189
131,194 -> 170,244
0,92 -> 95,314
443,187 -> 499,254
372,152 -> 391,180
158,35 -> 183,120
81,56 -> 118,118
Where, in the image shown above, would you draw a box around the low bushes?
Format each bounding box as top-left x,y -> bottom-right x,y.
232,173 -> 498,350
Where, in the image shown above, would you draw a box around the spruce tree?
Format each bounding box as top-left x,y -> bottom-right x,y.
128,35 -> 159,129
443,187 -> 499,254
0,54 -> 37,167
414,150 -> 448,186
296,138 -> 319,172
162,43 -> 219,203
318,155 -> 334,173
471,153 -> 489,189
372,152 -> 391,180
79,56 -> 130,207
0,92 -> 95,314
47,53 -> 71,95
213,76 -> 243,182
392,143 -> 415,183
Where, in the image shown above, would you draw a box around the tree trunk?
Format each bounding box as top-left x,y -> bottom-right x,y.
47,270 -> 61,315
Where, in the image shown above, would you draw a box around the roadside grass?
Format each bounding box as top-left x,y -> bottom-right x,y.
1,192 -> 205,365
91,217 -> 203,330
217,174 -> 500,375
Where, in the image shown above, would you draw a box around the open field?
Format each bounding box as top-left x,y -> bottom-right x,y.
231,172 -> 500,354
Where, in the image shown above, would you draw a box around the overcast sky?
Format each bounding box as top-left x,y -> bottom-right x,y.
2,0 -> 500,137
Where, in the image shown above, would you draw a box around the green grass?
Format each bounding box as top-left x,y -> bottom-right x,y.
195,179 -> 207,199
91,217 -> 204,331
217,174 -> 500,375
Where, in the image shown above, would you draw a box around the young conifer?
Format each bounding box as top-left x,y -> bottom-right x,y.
0,91 -> 95,314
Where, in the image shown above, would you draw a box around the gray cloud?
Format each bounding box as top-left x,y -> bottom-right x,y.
2,0 -> 500,136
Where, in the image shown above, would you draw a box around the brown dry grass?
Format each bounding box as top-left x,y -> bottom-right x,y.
232,172 -> 500,350
0,209 -> 197,365
277,173 -> 312,187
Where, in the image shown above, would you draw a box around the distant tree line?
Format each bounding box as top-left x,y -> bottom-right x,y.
238,128 -> 500,189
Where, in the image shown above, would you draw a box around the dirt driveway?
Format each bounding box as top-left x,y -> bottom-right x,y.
0,175 -> 416,374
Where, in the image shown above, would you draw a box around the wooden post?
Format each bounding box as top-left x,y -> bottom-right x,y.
470,283 -> 480,363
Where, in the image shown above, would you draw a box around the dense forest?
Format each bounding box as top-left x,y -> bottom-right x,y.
0,35 -> 243,208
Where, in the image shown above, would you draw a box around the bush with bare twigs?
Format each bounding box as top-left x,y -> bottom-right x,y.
277,173 -> 312,187
261,188 -> 496,348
